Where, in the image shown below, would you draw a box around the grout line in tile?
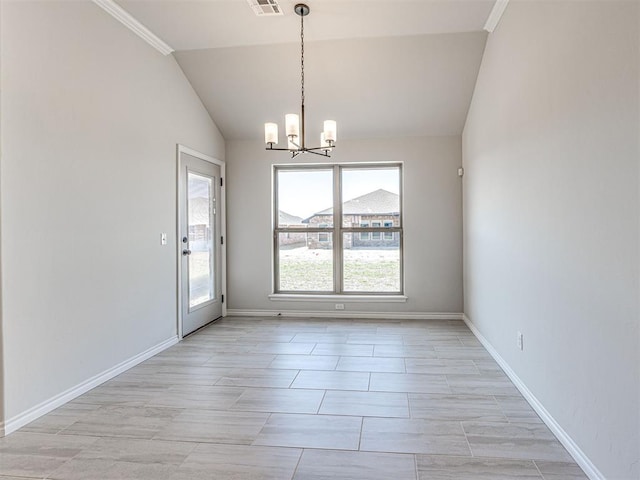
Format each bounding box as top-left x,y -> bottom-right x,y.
532,459 -> 547,479
460,420 -> 474,457
288,369 -> 303,388
317,390 -> 328,414
289,447 -> 305,480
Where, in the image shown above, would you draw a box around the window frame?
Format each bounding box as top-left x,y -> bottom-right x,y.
273,163 -> 403,295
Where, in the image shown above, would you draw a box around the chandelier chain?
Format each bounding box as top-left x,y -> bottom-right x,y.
300,12 -> 304,108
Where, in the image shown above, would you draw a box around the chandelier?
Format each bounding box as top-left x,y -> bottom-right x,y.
264,3 -> 337,158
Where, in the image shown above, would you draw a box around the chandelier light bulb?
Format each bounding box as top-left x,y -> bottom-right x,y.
285,114 -> 300,138
321,132 -> 332,151
323,120 -> 337,143
264,123 -> 278,144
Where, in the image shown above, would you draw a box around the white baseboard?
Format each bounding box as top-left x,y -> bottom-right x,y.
462,314 -> 605,480
227,309 -> 463,321
2,336 -> 179,436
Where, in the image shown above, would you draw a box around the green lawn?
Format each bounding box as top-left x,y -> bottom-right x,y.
279,248 -> 400,292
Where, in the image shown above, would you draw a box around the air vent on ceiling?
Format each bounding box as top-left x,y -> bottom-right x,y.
247,0 -> 283,16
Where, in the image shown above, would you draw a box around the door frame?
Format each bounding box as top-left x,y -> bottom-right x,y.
176,144 -> 227,339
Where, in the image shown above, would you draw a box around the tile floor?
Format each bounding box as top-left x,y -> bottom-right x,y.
0,317 -> 589,479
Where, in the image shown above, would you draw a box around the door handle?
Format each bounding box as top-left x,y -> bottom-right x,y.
182,249 -> 192,256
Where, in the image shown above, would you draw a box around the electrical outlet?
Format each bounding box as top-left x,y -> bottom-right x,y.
517,332 -> 524,351
335,304 -> 345,310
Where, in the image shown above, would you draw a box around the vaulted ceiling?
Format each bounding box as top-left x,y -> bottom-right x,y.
114,1 -> 495,141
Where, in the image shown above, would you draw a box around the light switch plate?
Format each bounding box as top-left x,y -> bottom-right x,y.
161,233 -> 167,245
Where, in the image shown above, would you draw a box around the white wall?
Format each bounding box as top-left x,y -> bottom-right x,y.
0,1 -> 224,427
463,2 -> 639,478
226,136 -> 463,315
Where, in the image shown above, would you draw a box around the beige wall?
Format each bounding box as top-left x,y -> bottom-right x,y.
226,136 -> 463,315
463,2 -> 639,478
0,1 -> 224,427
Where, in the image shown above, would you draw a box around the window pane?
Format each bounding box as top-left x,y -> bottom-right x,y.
187,172 -> 215,308
343,233 -> 400,292
277,169 -> 333,227
342,167 -> 400,228
278,233 -> 333,292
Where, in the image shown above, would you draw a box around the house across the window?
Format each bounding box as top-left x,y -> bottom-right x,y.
304,189 -> 400,249
278,210 -> 306,246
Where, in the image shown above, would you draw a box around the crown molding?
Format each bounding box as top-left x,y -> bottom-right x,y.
484,0 -> 510,33
92,0 -> 174,56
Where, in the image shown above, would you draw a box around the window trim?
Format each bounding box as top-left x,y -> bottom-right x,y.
273,163 -> 403,295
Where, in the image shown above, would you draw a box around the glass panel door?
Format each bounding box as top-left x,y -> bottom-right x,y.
180,150 -> 222,337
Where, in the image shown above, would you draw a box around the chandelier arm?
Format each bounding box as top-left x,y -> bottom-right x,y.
288,136 -> 301,149
266,145 -> 330,156
303,146 -> 332,152
303,149 -> 331,158
266,146 -> 297,151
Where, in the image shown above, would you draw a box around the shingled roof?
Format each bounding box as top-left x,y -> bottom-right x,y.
278,210 -> 303,225
304,189 -> 399,221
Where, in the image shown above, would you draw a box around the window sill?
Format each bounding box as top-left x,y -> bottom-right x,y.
268,294 -> 408,303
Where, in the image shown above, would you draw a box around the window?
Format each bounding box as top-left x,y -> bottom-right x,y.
359,222 -> 370,241
318,224 -> 329,242
384,221 -> 394,240
274,164 -> 402,294
371,221 -> 381,240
